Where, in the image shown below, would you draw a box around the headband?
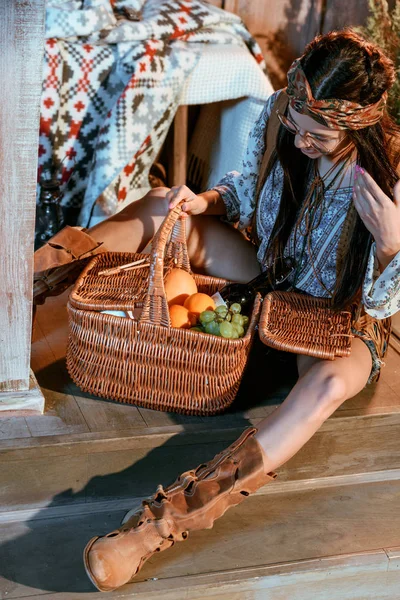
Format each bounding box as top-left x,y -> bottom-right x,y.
286,58 -> 387,130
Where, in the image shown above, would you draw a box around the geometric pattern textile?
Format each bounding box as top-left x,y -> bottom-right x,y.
39,0 -> 267,226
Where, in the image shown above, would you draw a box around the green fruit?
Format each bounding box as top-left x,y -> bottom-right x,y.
231,314 -> 244,326
190,326 -> 204,332
204,321 -> 220,336
231,329 -> 240,339
241,315 -> 249,326
215,305 -> 228,318
224,312 -> 232,322
230,303 -> 242,314
199,310 -> 216,324
232,324 -> 244,337
219,320 -> 234,338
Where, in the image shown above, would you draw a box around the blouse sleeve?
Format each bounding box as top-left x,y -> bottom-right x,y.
210,89 -> 281,230
362,242 -> 400,318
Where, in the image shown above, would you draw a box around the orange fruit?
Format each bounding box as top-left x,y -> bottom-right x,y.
169,304 -> 196,329
183,293 -> 216,318
164,268 -> 198,307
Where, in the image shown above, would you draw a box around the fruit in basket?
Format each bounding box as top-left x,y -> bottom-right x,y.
184,293 -> 216,318
204,321 -> 221,336
169,304 -> 196,329
219,320 -> 234,339
230,303 -> 242,314
185,299 -> 250,339
164,268 -> 198,307
199,310 -> 216,324
215,305 -> 229,319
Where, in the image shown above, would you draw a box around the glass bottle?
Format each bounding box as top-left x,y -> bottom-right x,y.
212,257 -> 295,312
35,179 -> 65,250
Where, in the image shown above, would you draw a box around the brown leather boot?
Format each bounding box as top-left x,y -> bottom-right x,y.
83,427 -> 276,592
33,226 -> 107,305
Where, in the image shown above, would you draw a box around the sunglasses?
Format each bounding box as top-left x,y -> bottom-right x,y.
276,109 -> 344,155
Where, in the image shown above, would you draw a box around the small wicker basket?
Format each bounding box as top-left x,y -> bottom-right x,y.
259,290 -> 353,360
67,204 -> 261,415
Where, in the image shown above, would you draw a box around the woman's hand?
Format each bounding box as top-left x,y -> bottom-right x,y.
166,186 -> 226,218
352,167 -> 400,269
166,185 -> 210,218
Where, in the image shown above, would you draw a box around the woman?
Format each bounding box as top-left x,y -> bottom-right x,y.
34,29 -> 400,591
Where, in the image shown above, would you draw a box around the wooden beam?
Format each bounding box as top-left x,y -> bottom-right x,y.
0,0 -> 45,411
171,105 -> 188,187
224,0 -> 239,12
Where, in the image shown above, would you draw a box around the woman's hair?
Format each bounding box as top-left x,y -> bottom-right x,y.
264,28 -> 400,309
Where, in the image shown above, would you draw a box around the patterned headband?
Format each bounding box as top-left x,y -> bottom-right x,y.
286,58 -> 387,130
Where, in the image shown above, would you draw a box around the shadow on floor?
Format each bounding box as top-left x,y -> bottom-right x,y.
0,425 -> 256,594
0,344 -> 298,595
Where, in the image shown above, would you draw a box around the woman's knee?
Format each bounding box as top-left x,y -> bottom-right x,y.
121,187 -> 170,220
298,371 -> 348,422
145,186 -> 171,198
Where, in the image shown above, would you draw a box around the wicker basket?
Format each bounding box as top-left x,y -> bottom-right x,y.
259,290 -> 353,360
67,204 -> 261,415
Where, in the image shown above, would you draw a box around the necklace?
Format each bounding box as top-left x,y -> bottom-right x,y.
292,156 -> 353,289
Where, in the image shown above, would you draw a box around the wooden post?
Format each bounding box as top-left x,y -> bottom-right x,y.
170,105 -> 188,187
0,0 -> 45,414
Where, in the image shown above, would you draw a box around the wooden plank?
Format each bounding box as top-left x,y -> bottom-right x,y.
223,0 -> 238,12
29,318 -> 89,436
206,0 -> 223,6
236,0 -> 323,57
385,546 -> 400,571
0,1 -> 45,394
2,410 -> 400,459
1,481 -> 400,599
0,372 -> 44,416
3,467 -> 400,524
0,417 -> 31,441
1,415 -> 400,512
171,104 -> 188,186
0,454 -> 89,511
322,0 -> 369,32
73,392 -> 146,433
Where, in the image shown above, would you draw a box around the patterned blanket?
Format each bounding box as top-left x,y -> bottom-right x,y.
39,0 -> 267,226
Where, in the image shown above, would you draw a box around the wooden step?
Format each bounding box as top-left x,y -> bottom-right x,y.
1,476 -> 399,599
0,291 -> 399,514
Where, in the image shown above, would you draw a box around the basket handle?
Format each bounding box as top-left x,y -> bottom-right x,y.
139,201 -> 190,327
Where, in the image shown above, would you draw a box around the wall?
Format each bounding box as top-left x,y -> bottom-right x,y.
208,0 -> 396,88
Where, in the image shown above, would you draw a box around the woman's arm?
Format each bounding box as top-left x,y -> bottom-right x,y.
353,169 -> 400,317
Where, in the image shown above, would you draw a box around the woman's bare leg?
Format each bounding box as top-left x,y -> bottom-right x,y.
254,337 -> 372,472
89,187 -> 260,282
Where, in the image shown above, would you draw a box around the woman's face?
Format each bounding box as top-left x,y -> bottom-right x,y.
287,106 -> 349,159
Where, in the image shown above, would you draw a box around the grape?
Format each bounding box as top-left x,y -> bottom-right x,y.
219,320 -> 234,338
215,305 -> 228,318
241,315 -> 249,326
224,312 -> 232,322
231,314 -> 244,326
230,303 -> 241,314
190,326 -> 204,332
204,321 -> 220,336
231,328 -> 240,339
232,324 -> 244,337
199,310 -> 216,324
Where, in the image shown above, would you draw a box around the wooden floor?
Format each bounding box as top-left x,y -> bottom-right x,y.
1,291 -> 400,599
1,289 -> 400,442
